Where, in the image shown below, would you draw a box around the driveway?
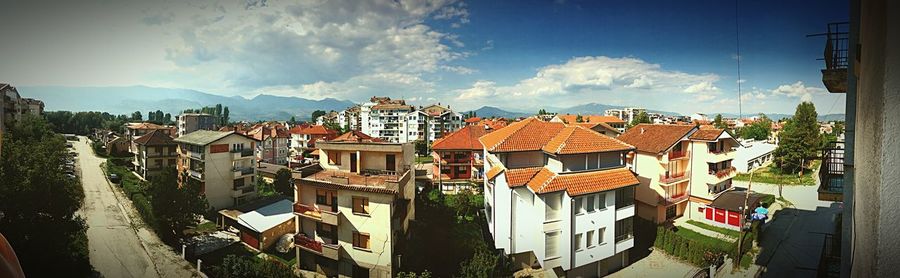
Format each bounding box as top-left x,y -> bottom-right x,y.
75,137 -> 197,278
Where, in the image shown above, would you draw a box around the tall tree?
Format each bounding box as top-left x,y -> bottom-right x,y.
164,113 -> 172,124
575,114 -> 584,123
773,102 -> 821,173
131,111 -> 143,121
147,168 -> 208,243
0,115 -> 93,277
740,114 -> 773,140
311,110 -> 327,122
627,111 -> 651,128
273,168 -> 293,196
222,106 -> 230,125
713,114 -> 727,129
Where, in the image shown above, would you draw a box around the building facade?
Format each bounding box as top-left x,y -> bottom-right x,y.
175,130 -> 259,209
177,113 -> 217,137
604,108 -> 646,126
431,125 -> 491,193
247,125 -> 291,165
293,130 -> 415,278
481,118 -> 638,276
132,130 -> 178,180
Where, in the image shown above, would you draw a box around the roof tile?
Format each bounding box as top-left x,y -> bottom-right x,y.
432,125 -> 492,150
617,124 -> 697,154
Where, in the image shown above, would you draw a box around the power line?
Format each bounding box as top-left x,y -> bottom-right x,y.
735,0 -> 743,120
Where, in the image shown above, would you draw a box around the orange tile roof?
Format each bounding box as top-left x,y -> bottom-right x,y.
555,114 -> 625,124
479,118 -> 566,152
485,166 -> 505,180
432,125 -> 492,150
329,130 -> 383,143
297,125 -> 337,136
689,129 -> 724,141
618,124 -> 697,154
465,117 -> 482,123
573,122 -> 621,134
504,167 -> 543,187
525,167 -> 638,196
542,126 -> 633,155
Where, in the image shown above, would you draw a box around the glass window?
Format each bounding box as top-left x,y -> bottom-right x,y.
598,227 -> 606,244
545,194 -> 561,221
574,198 -> 583,214
574,233 -> 583,251
587,195 -> 595,212
598,193 -> 606,209
545,231 -> 560,258
353,232 -> 370,249
352,197 -> 369,215
587,230 -> 595,247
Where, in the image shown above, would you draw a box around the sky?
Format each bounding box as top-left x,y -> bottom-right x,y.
0,0 -> 848,115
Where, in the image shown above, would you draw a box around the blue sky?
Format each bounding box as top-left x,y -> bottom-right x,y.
0,0 -> 848,115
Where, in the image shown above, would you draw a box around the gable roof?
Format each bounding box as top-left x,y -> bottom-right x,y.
297,125 -> 337,136
125,122 -> 166,130
542,126 -> 633,155
504,167 -> 544,188
524,167 -> 638,196
133,129 -> 175,146
235,199 -> 294,233
689,129 -> 725,141
432,125 -> 491,150
617,124 -> 697,154
175,130 -> 256,146
465,117 -> 482,123
329,130 -> 383,143
479,118 -> 566,153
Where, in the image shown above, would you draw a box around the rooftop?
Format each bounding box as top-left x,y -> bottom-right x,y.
555,114 -> 626,124
328,130 -> 383,143
432,125 -> 492,150
517,167 -> 639,196
480,118 -> 632,154
618,124 -> 697,154
174,130 -> 255,146
132,129 -> 176,146
542,125 -> 633,155
233,199 -> 294,233
689,129 -> 725,141
301,167 -> 409,194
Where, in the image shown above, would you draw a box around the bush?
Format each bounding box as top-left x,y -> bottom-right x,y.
131,193 -> 156,228
654,226 -> 730,266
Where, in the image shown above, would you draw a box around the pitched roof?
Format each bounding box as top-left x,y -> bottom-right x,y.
485,166 -> 505,181
329,130 -> 383,143
505,167 -> 543,187
689,129 -> 725,141
465,117 -> 482,123
555,114 -> 626,124
573,122 -> 621,134
125,122 -> 166,130
542,126 -> 633,155
175,130 -> 255,145
297,125 -> 337,136
525,167 -> 639,196
132,129 -> 175,146
432,125 -> 491,150
617,124 -> 697,154
479,118 -> 566,152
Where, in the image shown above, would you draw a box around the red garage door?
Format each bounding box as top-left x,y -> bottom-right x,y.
705,207 -> 713,220
714,208 -> 726,223
241,230 -> 259,249
727,211 -> 741,227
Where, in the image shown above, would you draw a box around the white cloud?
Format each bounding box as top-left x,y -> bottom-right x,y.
433,2 -> 469,27
683,81 -> 719,94
253,72 -> 436,101
770,81 -> 826,97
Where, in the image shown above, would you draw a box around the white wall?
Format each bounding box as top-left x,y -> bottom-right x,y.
571,192 -> 616,269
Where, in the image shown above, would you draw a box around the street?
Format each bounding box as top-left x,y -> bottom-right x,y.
74,137 -> 196,278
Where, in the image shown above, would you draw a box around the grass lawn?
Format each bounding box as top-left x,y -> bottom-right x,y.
673,226 -> 735,249
262,248 -> 296,268
686,220 -> 741,238
415,156 -> 433,163
734,161 -> 819,185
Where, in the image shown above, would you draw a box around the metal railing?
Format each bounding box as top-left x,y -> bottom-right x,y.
819,141 -> 845,193
710,167 -> 736,179
664,193 -> 689,204
233,166 -> 254,175
659,171 -> 690,184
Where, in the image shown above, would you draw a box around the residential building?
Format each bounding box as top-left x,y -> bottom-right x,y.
365,98 -> 414,143
124,122 -> 176,154
316,111 -> 339,126
618,125 -> 739,225
293,130 -> 415,277
20,98 -> 43,116
132,130 -> 178,180
690,113 -> 709,123
338,106 -> 361,131
288,125 -> 338,161
481,118 -> 639,276
733,139 -> 777,173
604,107 -> 646,126
1,83 -> 21,155
551,114 -> 626,133
246,125 -> 291,165
431,125 -> 492,193
174,130 -> 259,209
256,162 -> 289,184
352,97 -> 465,143
219,198 -> 295,251
177,113 -> 218,137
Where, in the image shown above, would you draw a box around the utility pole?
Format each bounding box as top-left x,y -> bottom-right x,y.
736,170 -> 754,270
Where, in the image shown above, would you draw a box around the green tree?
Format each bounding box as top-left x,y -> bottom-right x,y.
255,174 -> 276,197
273,168 -> 293,196
773,102 -> 821,173
311,110 -> 327,121
222,106 -> 230,125
740,114 -> 773,141
628,111 -> 651,128
713,114 -> 727,129
212,255 -> 293,278
397,271 -> 433,278
0,115 -> 93,277
575,114 -> 584,123
290,116 -> 296,124
456,243 -> 498,278
131,111 -> 143,121
147,167 -> 209,243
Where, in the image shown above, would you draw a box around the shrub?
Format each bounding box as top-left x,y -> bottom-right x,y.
654,226 -> 730,266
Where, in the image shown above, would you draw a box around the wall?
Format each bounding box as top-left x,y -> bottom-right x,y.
337,189 -> 395,276
502,151 -> 544,168
261,218 -> 295,251
487,162 -> 513,253
571,192 -> 616,269
203,134 -> 256,210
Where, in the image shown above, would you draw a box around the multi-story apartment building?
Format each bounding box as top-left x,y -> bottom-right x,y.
367,100 -> 413,143
124,122 -> 176,154
132,130 -> 178,180
431,125 -> 491,192
174,130 -> 259,209
481,118 -> 639,276
618,125 -> 739,226
247,125 -> 291,165
177,113 -> 217,137
293,130 -> 415,277
0,84 -> 43,151
604,108 -> 646,126
316,111 -> 339,126
353,97 -> 465,143
338,105 -> 361,131
20,98 -> 43,116
288,125 -> 338,161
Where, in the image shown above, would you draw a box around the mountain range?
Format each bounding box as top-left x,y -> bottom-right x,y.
19,86 -> 354,121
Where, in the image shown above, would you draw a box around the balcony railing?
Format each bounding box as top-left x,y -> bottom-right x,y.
710,167 -> 736,179
188,169 -> 203,180
808,22 -> 849,93
188,151 -> 204,160
295,233 -> 323,253
659,171 -> 690,184
667,150 -> 689,160
293,202 -> 340,226
664,193 -> 689,204
818,142 -> 845,201
233,166 -> 254,176
615,233 -> 633,243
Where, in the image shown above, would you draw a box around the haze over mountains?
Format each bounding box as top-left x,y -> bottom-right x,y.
20,86 -> 844,122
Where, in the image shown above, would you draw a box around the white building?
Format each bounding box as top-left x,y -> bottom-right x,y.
604,107 -> 647,124
481,118 -> 639,276
690,113 -> 709,122
352,97 -> 463,143
174,130 -> 259,209
177,113 -> 217,137
734,139 -> 777,173
338,106 -> 361,131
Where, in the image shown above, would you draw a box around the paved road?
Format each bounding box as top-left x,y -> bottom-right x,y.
75,138 -> 197,278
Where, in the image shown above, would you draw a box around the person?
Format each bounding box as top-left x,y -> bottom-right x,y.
752,204 -> 769,222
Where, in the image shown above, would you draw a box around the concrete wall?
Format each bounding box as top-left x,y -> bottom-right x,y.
201,134 -> 257,210
572,192 -> 616,269
261,218 -> 295,251
850,1 -> 900,276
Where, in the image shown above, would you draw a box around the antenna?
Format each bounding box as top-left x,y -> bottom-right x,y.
735,0 -> 743,120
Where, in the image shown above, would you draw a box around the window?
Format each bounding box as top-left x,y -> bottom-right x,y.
233,178 -> 245,188
598,228 -> 606,244
587,195 -> 595,212
574,233 -> 584,251
353,232 -> 370,250
545,231 -> 560,258
352,197 -> 369,215
587,230 -> 595,247
615,218 -> 633,242
328,151 -> 341,165
457,166 -> 468,174
544,194 -> 562,221
575,198 -> 584,214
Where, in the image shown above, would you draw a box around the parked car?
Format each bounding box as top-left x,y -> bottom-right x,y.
109,174 -> 121,184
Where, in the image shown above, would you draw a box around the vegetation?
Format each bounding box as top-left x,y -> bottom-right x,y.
146,110 -> 173,125
311,110 -> 326,121
273,168 -> 293,196
713,114 -> 727,129
537,108 -> 551,115
415,140 -> 431,157
210,255 -> 293,278
627,110 -> 651,128
0,115 -> 94,277
415,155 -> 434,164
773,102 -> 822,174
397,271 -> 434,278
255,174 -> 277,197
686,220 -> 741,238
184,104 -> 230,126
655,226 -> 730,267
147,168 -> 209,243
45,110 -> 133,134
734,162 -> 817,185
740,114 -> 773,141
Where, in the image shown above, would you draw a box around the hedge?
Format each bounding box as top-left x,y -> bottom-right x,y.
654,226 -> 730,266
131,193 -> 156,228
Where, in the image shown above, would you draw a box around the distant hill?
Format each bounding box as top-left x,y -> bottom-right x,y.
19,86 -> 354,121
466,106 -> 531,119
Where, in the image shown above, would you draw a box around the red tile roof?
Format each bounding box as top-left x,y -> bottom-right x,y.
555,114 -> 626,124
485,166 -> 505,181
504,167 -> 543,187
479,118 -> 566,152
525,167 -> 639,196
297,125 -> 337,136
542,126 -> 633,155
617,124 -> 697,154
689,129 -> 725,141
132,129 -> 175,146
329,130 -> 383,143
572,122 -> 621,134
465,117 -> 482,123
432,125 -> 492,150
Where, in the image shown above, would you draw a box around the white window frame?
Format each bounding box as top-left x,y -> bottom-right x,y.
587,230 -> 595,248
574,233 -> 584,251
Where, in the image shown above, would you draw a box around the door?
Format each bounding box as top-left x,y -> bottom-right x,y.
350,153 -> 357,173
386,154 -> 396,171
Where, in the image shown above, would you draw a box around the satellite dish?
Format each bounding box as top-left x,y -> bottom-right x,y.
275,233 -> 294,253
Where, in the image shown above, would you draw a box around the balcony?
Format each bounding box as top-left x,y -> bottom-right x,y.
293,203 -> 340,226
663,192 -> 689,205
302,167 -> 412,198
294,234 -> 340,261
188,169 -> 203,181
709,166 -> 736,179
809,22 -> 849,93
233,166 -> 254,178
659,171 -> 690,185
188,151 -> 204,160
667,150 -> 689,160
818,142 -> 845,202
708,148 -> 736,163
232,149 -> 254,160
231,185 -> 255,197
